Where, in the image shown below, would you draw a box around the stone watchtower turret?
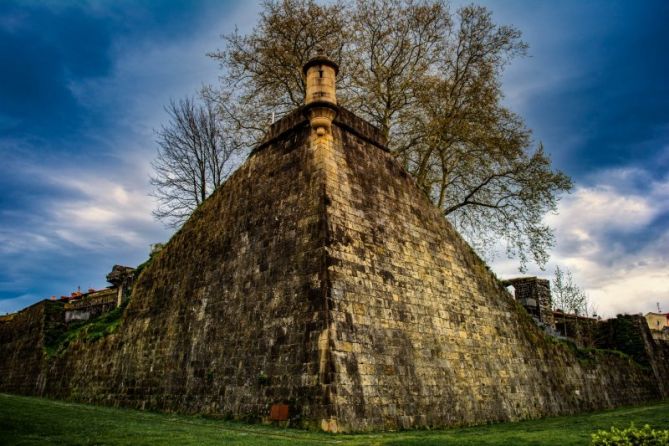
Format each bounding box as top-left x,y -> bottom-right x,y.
302,49 -> 339,137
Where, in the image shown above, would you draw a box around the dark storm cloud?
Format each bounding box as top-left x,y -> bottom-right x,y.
0,3 -> 113,139
0,0 -> 216,141
490,0 -> 669,179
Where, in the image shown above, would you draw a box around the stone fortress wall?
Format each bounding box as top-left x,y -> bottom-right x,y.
310,114 -> 668,430
1,54 -> 668,432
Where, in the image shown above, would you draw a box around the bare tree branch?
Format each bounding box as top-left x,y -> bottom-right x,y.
150,95 -> 244,228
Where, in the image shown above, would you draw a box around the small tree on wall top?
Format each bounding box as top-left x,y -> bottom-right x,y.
552,265 -> 588,316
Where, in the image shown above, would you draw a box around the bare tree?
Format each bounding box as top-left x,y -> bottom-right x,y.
150,96 -> 242,228
552,265 -> 598,345
208,0 -> 573,270
552,265 -> 588,316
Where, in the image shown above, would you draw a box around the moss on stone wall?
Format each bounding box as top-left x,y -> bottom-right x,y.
597,315 -> 650,366
44,302 -> 127,357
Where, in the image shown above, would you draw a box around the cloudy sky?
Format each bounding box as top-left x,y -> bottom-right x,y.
1,0 -> 667,317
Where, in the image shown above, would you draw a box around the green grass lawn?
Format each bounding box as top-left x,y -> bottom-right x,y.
1,394 -> 667,445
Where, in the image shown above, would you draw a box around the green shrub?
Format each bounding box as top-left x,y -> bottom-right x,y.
591,423 -> 669,445
44,302 -> 127,357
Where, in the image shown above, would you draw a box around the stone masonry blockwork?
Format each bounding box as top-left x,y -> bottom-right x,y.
0,107 -> 667,432
319,120 -> 664,431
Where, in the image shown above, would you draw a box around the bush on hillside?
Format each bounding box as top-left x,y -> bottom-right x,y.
591,423 -> 669,445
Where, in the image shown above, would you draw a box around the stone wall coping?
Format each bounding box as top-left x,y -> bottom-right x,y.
15,299 -> 63,314
253,106 -> 389,155
503,277 -> 550,285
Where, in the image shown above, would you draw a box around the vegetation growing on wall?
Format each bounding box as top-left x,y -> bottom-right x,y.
512,298 -> 642,369
44,302 -> 128,357
597,315 -> 650,367
42,301 -> 67,349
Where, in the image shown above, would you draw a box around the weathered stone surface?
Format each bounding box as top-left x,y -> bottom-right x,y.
0,300 -> 63,394
0,106 -> 667,432
319,121 -> 665,430
42,120 -> 332,421
597,315 -> 669,396
504,277 -> 555,330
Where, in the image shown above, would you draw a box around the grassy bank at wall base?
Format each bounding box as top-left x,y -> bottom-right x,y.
0,394 -> 668,445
